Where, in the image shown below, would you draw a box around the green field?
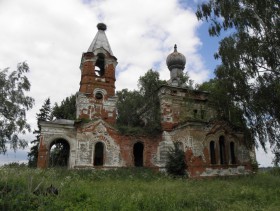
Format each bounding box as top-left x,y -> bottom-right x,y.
0,166 -> 279,210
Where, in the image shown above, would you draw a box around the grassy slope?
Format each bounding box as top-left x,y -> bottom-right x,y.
0,167 -> 280,210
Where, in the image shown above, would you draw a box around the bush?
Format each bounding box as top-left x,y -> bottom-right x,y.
269,167 -> 280,176
3,162 -> 27,168
166,142 -> 187,176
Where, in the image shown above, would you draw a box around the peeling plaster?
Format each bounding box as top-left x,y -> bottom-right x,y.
200,166 -> 250,177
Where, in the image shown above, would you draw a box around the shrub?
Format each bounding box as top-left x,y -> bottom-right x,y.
166,142 -> 187,176
3,162 -> 27,168
269,167 -> 280,176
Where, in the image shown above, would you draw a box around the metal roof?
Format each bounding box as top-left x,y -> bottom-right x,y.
87,23 -> 114,55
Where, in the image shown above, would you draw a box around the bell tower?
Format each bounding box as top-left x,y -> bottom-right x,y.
77,23 -> 118,124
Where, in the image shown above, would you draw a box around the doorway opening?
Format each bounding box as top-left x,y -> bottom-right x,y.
94,142 -> 104,166
133,142 -> 144,167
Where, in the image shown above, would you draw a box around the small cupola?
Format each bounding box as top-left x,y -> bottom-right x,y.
166,45 -> 186,87
166,44 -> 186,71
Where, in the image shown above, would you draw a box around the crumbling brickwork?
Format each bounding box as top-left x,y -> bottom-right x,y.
37,23 -> 256,177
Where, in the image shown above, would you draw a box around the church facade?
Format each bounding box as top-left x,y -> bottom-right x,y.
37,23 -> 256,177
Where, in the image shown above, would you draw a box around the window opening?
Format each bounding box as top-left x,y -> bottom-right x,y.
193,109 -> 198,118
95,92 -> 103,100
201,110 -> 205,119
230,142 -> 236,164
210,141 -> 216,164
219,136 -> 226,164
94,53 -> 105,77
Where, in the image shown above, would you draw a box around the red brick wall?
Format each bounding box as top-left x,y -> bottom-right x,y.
78,51 -> 117,124
108,129 -> 162,168
37,136 -> 49,168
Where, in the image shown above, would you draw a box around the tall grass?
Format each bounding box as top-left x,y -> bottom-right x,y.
0,166 -> 280,210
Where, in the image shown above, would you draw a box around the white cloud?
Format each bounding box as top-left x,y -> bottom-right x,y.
92,0 -> 208,90
0,0 -> 208,124
256,147 -> 274,167
0,0 -> 272,166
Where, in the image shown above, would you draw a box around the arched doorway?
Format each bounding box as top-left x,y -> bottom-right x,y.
133,142 -> 144,167
49,139 -> 70,167
94,142 -> 104,166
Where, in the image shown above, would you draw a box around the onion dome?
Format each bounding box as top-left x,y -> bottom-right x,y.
166,44 -> 186,71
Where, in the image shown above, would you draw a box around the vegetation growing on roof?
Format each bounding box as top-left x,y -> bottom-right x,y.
116,69 -> 166,135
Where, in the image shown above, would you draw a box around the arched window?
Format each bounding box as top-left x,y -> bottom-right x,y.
94,53 -> 105,76
219,136 -> 226,165
201,110 -> 205,119
133,142 -> 144,167
210,141 -> 216,164
94,142 -> 104,166
193,109 -> 198,118
230,142 -> 236,164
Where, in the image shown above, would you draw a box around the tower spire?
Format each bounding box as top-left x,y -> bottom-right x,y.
87,23 -> 114,55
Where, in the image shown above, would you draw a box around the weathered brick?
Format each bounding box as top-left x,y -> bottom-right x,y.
38,23 -> 256,177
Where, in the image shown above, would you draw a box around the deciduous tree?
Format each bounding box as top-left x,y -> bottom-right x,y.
116,69 -> 166,135
137,70 -> 167,134
196,0 -> 280,165
0,62 -> 34,153
116,89 -> 143,127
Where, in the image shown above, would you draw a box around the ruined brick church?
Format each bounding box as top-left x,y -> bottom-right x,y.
38,23 -> 256,177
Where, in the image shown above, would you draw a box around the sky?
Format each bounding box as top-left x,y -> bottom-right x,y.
0,0 -> 274,166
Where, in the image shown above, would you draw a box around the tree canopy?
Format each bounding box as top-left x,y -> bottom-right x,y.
0,62 -> 34,153
52,94 -> 76,120
116,69 -> 166,135
196,0 -> 280,164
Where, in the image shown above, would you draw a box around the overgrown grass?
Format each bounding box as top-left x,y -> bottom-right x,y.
0,166 -> 280,210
